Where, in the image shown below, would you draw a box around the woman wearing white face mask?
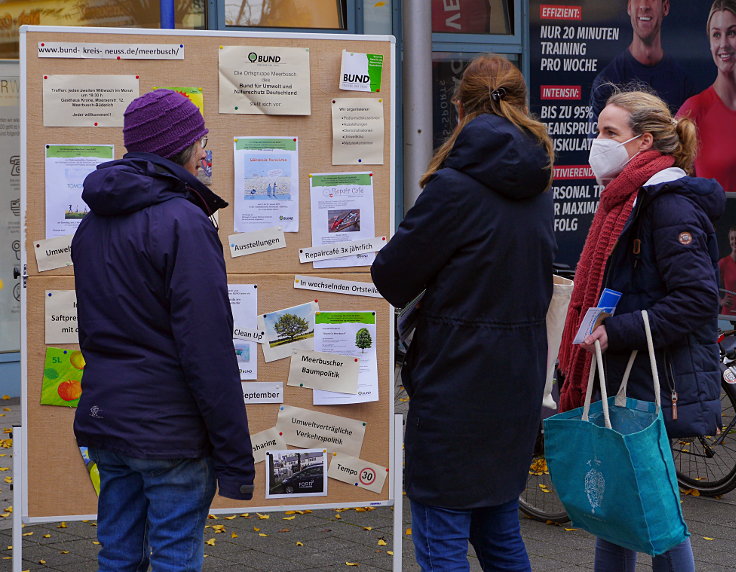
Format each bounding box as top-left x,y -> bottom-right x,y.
557,90 -> 725,571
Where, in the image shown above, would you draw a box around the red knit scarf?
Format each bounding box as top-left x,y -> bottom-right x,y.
557,150 -> 675,411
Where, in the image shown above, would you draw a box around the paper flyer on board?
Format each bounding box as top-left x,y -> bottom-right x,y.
233,137 -> 299,233
42,75 -> 138,127
331,98 -> 384,165
339,50 -> 384,92
228,284 -> 258,380
309,172 -> 375,268
44,290 -> 78,344
219,46 -> 311,115
45,144 -> 114,238
313,311 -> 379,405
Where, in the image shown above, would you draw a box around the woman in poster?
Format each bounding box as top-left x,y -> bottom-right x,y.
559,90 -> 724,570
677,0 -> 736,192
372,55 -> 555,570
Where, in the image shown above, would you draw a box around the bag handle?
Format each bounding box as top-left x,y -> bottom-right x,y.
582,339 -> 611,428
614,310 -> 661,413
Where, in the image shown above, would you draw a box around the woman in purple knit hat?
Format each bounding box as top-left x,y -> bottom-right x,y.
72,89 -> 255,571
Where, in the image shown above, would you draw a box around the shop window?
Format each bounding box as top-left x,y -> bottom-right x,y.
432,0 -> 513,35
432,52 -> 519,149
224,0 -> 347,29
0,0 -> 205,59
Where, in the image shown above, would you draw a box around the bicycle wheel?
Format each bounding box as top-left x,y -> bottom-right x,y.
672,382 -> 736,496
518,429 -> 569,523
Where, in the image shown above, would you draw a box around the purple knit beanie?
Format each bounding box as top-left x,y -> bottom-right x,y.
123,89 -> 208,159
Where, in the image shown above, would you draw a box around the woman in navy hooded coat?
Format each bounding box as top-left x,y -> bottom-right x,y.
371,55 -> 555,571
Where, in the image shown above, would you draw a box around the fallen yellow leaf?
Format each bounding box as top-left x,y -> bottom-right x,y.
377,539 -> 387,546
231,532 -> 238,538
225,515 -> 237,520
207,514 -> 218,519
405,528 -> 412,536
258,533 -> 268,537
205,538 -> 216,546
22,532 -> 33,537
363,526 -> 373,531
253,526 -> 260,532
60,551 -> 69,554
257,513 -> 270,519
334,514 -> 341,519
240,513 -> 250,518
57,522 -> 67,528
346,562 -> 359,566
0,468 -> 9,472
296,541 -> 304,546
703,537 -> 715,541
92,541 -> 100,545
43,534 -> 51,538
283,516 -> 296,520
39,560 -> 46,565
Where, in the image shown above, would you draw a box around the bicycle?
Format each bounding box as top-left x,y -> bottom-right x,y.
671,328 -> 736,497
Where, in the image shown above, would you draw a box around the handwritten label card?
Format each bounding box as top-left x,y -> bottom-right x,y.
328,453 -> 387,494
287,350 -> 359,394
276,405 -> 366,457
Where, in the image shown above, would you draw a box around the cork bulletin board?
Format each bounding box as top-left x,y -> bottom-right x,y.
20,26 -> 395,520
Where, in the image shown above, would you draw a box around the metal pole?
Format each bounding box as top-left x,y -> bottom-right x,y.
392,413 -> 405,571
160,0 -> 176,29
12,425 -> 22,572
401,0 -> 433,213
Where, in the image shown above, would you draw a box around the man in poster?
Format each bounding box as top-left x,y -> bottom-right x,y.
590,0 -> 696,118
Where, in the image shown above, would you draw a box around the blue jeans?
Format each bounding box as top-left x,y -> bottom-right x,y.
410,498 -> 531,571
88,448 -> 216,572
594,537 -> 695,572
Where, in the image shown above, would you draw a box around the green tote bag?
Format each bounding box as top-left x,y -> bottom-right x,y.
544,310 -> 688,556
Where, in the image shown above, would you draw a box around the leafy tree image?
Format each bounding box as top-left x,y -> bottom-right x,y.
273,313 -> 309,342
355,328 -> 373,353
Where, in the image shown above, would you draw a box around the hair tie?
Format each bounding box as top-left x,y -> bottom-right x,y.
671,118 -> 678,126
490,87 -> 507,102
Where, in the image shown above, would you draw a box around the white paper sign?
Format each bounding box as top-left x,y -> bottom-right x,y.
276,405 -> 366,457
331,98 -> 384,165
299,236 -> 386,264
228,284 -> 258,380
328,453 -> 388,494
42,75 -> 139,127
250,427 -> 288,464
241,382 -> 284,405
34,235 -> 73,272
288,350 -> 360,394
45,290 -> 78,344
228,227 -> 286,258
38,42 -> 185,60
219,46 -> 311,115
294,275 -> 382,298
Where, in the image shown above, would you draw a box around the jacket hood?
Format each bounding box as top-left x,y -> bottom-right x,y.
643,175 -> 725,223
82,152 -> 227,216
442,113 -> 552,200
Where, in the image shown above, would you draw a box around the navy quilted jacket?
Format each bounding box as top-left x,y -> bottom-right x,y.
602,172 -> 725,437
72,152 -> 255,499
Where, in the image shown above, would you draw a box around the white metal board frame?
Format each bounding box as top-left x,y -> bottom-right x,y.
18,23 -> 397,560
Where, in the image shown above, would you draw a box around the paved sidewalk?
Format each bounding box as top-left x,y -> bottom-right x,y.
1,396 -> 735,571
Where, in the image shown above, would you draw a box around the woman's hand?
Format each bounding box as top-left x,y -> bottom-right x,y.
580,325 -> 608,353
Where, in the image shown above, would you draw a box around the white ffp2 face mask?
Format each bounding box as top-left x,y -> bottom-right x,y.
588,134 -> 641,186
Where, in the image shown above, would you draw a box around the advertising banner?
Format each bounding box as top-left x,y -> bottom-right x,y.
529,1 -> 717,267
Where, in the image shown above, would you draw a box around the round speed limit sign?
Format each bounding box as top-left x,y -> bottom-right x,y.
359,467 -> 376,486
